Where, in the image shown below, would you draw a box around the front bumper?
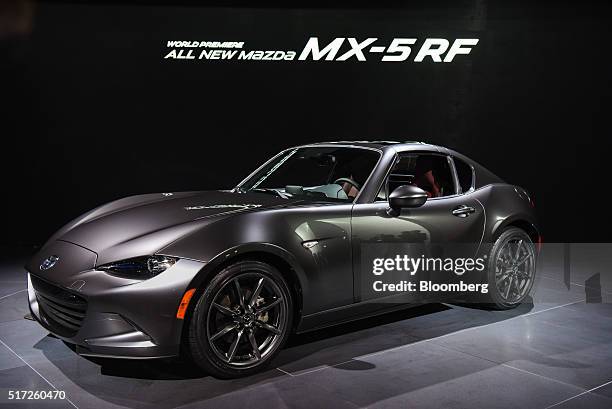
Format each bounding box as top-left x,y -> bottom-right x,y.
27,257 -> 205,359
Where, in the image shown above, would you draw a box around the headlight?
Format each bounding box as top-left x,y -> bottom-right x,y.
98,255 -> 177,279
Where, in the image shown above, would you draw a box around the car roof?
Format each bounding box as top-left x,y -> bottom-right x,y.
299,141 -> 504,188
303,140 -> 444,152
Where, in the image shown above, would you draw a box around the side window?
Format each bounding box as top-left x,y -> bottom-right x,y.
377,153 -> 456,200
454,157 -> 474,193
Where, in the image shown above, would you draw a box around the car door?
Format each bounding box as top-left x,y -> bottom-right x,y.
351,152 -> 485,303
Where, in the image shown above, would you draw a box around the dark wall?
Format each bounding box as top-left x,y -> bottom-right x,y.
2,1 -> 611,245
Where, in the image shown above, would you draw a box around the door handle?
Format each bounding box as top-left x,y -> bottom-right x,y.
452,205 -> 475,217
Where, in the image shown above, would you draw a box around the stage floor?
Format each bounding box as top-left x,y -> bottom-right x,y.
1,244 -> 611,409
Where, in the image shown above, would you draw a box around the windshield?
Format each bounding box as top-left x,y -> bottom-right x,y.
238,146 -> 381,202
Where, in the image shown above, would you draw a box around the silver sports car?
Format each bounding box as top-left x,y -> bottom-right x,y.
26,141 -> 539,378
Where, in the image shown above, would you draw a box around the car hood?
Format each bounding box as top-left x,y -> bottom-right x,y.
40,190 -> 300,264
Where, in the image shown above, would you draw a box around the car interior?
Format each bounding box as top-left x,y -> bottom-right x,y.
254,147 -> 380,201
379,154 -> 456,200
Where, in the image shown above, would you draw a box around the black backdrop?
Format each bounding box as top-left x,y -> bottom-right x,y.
2,0 -> 611,246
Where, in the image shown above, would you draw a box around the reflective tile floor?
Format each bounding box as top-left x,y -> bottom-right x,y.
1,244 -> 611,409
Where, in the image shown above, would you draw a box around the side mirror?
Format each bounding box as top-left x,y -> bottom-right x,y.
388,185 -> 428,216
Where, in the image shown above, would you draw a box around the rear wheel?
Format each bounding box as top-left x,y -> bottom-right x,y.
186,260 -> 292,378
486,227 -> 536,309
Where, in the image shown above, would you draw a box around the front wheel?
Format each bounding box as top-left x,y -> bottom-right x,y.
186,260 -> 293,378
485,227 -> 537,309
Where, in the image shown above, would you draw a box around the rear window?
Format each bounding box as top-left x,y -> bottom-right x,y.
454,157 -> 474,193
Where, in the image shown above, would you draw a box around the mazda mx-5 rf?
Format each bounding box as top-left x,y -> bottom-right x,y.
26,141 -> 539,378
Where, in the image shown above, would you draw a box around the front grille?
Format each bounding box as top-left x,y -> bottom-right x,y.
30,275 -> 87,337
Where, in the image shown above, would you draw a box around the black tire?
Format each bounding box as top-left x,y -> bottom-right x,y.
485,227 -> 537,310
186,260 -> 293,378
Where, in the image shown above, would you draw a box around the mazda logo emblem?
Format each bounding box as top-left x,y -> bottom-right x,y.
40,255 -> 60,270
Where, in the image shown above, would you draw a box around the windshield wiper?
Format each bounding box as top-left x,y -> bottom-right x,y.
249,188 -> 288,199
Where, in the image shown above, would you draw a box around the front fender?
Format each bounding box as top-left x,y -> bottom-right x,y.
182,242 -> 308,298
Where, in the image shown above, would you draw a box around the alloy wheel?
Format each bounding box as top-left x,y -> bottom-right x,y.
494,235 -> 536,304
206,272 -> 288,367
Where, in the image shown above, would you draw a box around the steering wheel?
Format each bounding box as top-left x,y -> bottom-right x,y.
333,177 -> 361,190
